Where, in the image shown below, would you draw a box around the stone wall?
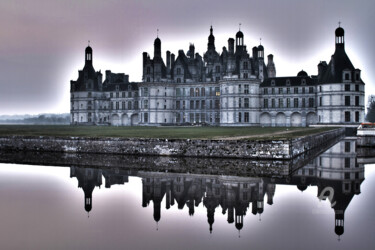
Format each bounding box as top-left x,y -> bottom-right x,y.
0,128 -> 344,160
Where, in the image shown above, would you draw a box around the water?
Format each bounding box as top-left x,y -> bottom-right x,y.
0,138 -> 374,250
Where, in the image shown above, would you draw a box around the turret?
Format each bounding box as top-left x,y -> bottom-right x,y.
154,37 -> 161,58
85,45 -> 93,66
208,26 -> 215,51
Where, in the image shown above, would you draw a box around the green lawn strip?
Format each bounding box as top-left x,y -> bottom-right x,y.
0,125 -> 336,140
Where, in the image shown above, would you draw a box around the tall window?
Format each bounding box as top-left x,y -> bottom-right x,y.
271,99 -> 275,108
309,98 -> 314,108
345,111 -> 351,122
239,112 -> 242,122
244,112 -> 249,122
264,99 -> 268,108
216,65 -> 220,73
128,101 -> 132,110
243,61 -> 248,69
177,68 -> 181,74
355,112 -> 359,122
144,113 -> 148,123
287,98 -> 290,108
279,99 -> 283,108
355,96 -> 359,106
294,98 -> 298,108
345,96 -> 351,106
244,98 -> 249,108
244,85 -> 249,94
143,100 -> 148,109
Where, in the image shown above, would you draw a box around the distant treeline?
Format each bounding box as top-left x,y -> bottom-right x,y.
0,114 -> 70,125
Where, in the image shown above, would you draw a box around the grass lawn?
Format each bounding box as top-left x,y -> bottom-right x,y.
0,125 -> 337,140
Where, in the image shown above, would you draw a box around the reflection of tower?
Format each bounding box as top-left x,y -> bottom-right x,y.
70,167 -> 102,213
292,138 -> 364,238
203,179 -> 220,234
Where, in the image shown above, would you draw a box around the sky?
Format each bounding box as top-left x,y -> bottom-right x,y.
0,0 -> 374,115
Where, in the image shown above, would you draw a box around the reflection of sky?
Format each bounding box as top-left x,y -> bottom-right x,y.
0,163 -> 374,249
0,0 -> 374,115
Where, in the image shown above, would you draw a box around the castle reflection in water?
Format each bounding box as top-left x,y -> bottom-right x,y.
70,138 -> 364,238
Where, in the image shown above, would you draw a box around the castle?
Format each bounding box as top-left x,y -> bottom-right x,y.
70,25 -> 365,126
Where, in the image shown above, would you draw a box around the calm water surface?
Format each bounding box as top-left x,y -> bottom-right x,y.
0,139 -> 374,250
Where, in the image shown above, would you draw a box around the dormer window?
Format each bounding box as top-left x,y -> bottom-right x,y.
271,80 -> 275,86
116,85 -> 119,91
356,73 -> 360,81
301,79 -> 306,85
286,79 -> 291,86
345,73 -> 350,80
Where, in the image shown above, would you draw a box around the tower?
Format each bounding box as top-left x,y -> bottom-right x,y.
85,44 -> 93,66
335,24 -> 345,49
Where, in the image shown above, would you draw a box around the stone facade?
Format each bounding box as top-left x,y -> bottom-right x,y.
70,25 -> 365,126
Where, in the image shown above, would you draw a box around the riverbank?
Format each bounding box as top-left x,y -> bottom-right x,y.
0,127 -> 344,159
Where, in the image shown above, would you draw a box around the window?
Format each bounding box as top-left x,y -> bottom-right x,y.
302,98 -> 305,108
319,97 -> 322,106
144,113 -> 148,123
215,100 -> 220,109
116,92 -> 119,98
190,88 -> 194,97
215,87 -> 220,96
110,92 -> 113,98
345,84 -> 350,91
176,101 -> 180,109
302,88 -> 305,94
177,78 -> 181,83
243,61 -> 248,69
122,92 -> 125,98
190,100 -> 194,109
345,111 -> 351,122
345,158 -> 350,168
271,80 -> 275,86
272,88 -> 275,94
355,111 -> 359,122
355,96 -> 359,106
244,98 -> 249,108
243,73 -> 248,79
309,87 -> 314,93
177,68 -> 181,74
309,98 -> 314,108
264,88 -> 268,94
134,101 -> 138,109
238,85 -> 242,93
356,73 -> 360,81
176,88 -> 181,96
143,100 -> 148,109
279,99 -> 283,108
355,84 -> 359,91
279,88 -> 283,94
271,99 -> 275,108
239,112 -> 242,122
345,73 -> 350,80
287,88 -> 290,94
345,142 -> 351,152
201,88 -> 205,96
287,98 -> 290,108
116,102 -> 119,110
195,100 -> 199,109
244,85 -> 249,94
202,100 -> 206,109
244,112 -> 249,122
264,99 -> 268,108
143,88 -> 149,96
294,88 -> 298,94
345,96 -> 351,106
294,98 -> 298,108
286,80 -> 290,86
195,88 -> 200,97
128,101 -> 132,110
122,102 -> 125,109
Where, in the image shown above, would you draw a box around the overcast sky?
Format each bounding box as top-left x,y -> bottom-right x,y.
0,0 -> 374,115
